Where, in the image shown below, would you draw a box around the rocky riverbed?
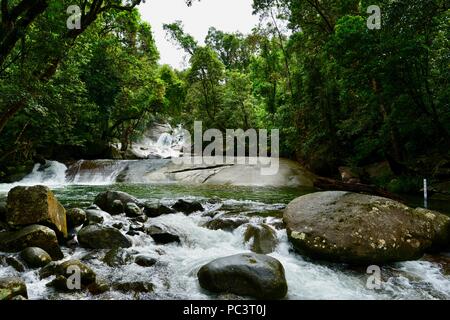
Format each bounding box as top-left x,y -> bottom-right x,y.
1,183 -> 449,300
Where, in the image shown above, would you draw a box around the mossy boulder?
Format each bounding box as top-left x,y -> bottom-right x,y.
6,186 -> 67,237
284,191 -> 450,265
198,253 -> 287,299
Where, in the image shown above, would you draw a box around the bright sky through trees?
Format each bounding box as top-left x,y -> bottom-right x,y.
139,0 -> 260,69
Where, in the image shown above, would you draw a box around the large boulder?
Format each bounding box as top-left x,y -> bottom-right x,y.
284,191 -> 450,265
0,277 -> 28,300
6,186 -> 67,238
66,208 -> 86,229
94,191 -> 142,215
197,253 -> 287,299
78,224 -> 132,249
0,225 -> 63,260
244,224 -> 278,254
21,247 -> 52,268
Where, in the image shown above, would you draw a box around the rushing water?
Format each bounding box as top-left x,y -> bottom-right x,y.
0,160 -> 449,300
0,183 -> 449,300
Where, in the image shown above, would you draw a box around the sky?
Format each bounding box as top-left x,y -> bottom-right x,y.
138,0 -> 260,69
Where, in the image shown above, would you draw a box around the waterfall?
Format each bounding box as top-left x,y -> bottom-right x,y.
65,160 -> 133,185
130,123 -> 187,159
0,161 -> 68,192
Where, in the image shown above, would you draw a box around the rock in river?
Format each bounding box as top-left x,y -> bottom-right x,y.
6,185 -> 67,237
0,225 -> 63,260
94,191 -> 142,215
197,253 -> 287,299
66,208 -> 86,229
284,191 -> 450,265
78,224 -> 132,249
85,209 -> 109,225
46,260 -> 97,291
125,203 -> 143,218
143,202 -> 175,218
244,224 -> 278,254
146,226 -> 180,245
0,277 -> 28,300
172,199 -> 204,214
21,247 -> 52,268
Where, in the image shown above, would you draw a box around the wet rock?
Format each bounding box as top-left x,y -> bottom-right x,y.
0,225 -> 63,260
111,200 -> 124,215
87,279 -> 110,295
21,247 -> 52,268
146,226 -> 180,245
103,248 -> 133,267
143,202 -> 175,218
198,253 -> 287,299
0,256 -> 26,272
244,224 -> 278,254
39,261 -> 59,279
205,218 -> 249,231
66,208 -> 86,229
112,281 -> 154,293
6,186 -> 67,237
94,191 -> 142,215
85,209 -> 110,225
57,260 -> 96,285
284,191 -> 450,265
135,255 -> 157,267
47,275 -> 73,292
78,224 -> 132,249
112,222 -> 124,230
125,203 -> 142,218
0,277 -> 28,300
46,260 -> 96,291
172,199 -> 204,215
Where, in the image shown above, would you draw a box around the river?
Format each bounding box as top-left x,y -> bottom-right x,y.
0,160 -> 449,300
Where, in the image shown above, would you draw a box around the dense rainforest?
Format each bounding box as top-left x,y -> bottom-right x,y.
0,0 -> 449,194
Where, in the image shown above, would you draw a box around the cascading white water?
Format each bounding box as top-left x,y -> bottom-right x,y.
1,198 -> 448,300
131,124 -> 187,159
66,160 -> 132,185
0,161 -> 68,193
